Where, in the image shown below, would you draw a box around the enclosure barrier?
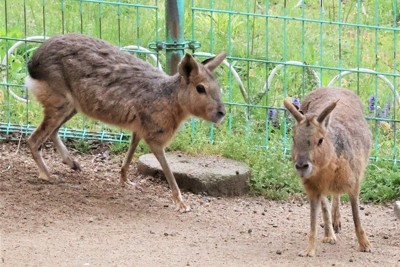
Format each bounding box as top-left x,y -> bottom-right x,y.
0,0 -> 399,163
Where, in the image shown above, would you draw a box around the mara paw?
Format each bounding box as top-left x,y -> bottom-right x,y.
359,240 -> 372,253
33,173 -> 64,184
298,248 -> 316,257
71,160 -> 81,171
322,235 -> 337,244
175,202 -> 191,213
62,159 -> 81,171
173,199 -> 191,213
333,221 -> 341,234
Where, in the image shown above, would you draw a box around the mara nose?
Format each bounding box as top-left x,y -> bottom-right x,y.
295,161 -> 309,170
217,106 -> 226,117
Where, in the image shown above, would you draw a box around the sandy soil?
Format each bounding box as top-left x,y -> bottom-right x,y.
0,140 -> 399,267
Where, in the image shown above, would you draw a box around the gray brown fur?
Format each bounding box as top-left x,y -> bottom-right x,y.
284,87 -> 372,256
26,33 -> 226,212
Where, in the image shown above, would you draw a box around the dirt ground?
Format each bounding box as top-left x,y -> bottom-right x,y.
0,140 -> 399,267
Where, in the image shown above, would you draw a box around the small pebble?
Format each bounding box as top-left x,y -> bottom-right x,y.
276,250 -> 282,255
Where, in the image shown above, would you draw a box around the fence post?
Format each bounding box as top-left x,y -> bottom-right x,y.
165,0 -> 185,75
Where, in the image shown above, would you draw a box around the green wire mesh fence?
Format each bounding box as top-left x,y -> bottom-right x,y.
189,0 -> 399,163
1,0 -> 161,143
1,0 -> 399,163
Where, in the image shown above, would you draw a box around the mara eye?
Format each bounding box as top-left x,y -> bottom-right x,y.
318,137 -> 324,146
196,84 -> 206,94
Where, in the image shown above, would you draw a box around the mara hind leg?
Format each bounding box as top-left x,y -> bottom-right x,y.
27,93 -> 76,181
332,195 -> 341,233
50,110 -> 81,171
120,133 -> 141,188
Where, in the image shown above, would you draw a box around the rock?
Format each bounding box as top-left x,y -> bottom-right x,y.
138,153 -> 251,197
394,201 -> 400,219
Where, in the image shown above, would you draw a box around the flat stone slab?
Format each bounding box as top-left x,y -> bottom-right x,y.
395,201 -> 400,219
138,152 -> 251,197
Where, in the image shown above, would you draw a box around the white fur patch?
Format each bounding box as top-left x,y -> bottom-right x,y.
25,76 -> 44,93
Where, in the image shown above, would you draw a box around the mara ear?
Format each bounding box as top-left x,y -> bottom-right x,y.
299,101 -> 310,114
317,100 -> 339,128
202,52 -> 227,72
178,53 -> 199,84
284,97 -> 304,122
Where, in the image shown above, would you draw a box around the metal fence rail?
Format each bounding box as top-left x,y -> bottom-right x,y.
190,0 -> 399,162
1,0 -> 399,163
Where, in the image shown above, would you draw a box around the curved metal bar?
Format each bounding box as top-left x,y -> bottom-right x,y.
327,68 -> 400,105
2,36 -> 49,103
262,60 -> 322,98
121,45 -> 163,70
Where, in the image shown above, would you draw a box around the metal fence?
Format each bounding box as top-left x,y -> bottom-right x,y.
1,0 -> 161,143
1,0 -> 399,162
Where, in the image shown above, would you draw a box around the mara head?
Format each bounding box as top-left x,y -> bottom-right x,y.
178,52 -> 227,125
284,98 -> 338,179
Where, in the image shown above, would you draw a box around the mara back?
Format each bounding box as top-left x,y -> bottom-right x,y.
28,34 -> 181,133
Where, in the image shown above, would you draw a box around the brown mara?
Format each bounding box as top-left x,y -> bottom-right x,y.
284,87 -> 372,256
25,33 -> 226,212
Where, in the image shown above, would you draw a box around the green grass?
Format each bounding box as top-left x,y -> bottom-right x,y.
166,121 -> 400,202
1,0 -> 399,202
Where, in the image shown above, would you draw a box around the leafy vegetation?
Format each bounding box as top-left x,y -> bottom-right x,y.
1,0 -> 399,202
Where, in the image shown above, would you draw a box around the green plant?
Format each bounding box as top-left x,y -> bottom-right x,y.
72,139 -> 92,154
1,0 -> 399,202
362,161 -> 400,202
109,142 -> 129,155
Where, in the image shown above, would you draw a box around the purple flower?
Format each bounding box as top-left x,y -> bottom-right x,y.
292,97 -> 300,109
268,108 -> 279,128
268,108 -> 277,122
368,96 -> 376,111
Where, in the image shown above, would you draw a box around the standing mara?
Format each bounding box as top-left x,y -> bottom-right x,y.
284,87 -> 372,256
